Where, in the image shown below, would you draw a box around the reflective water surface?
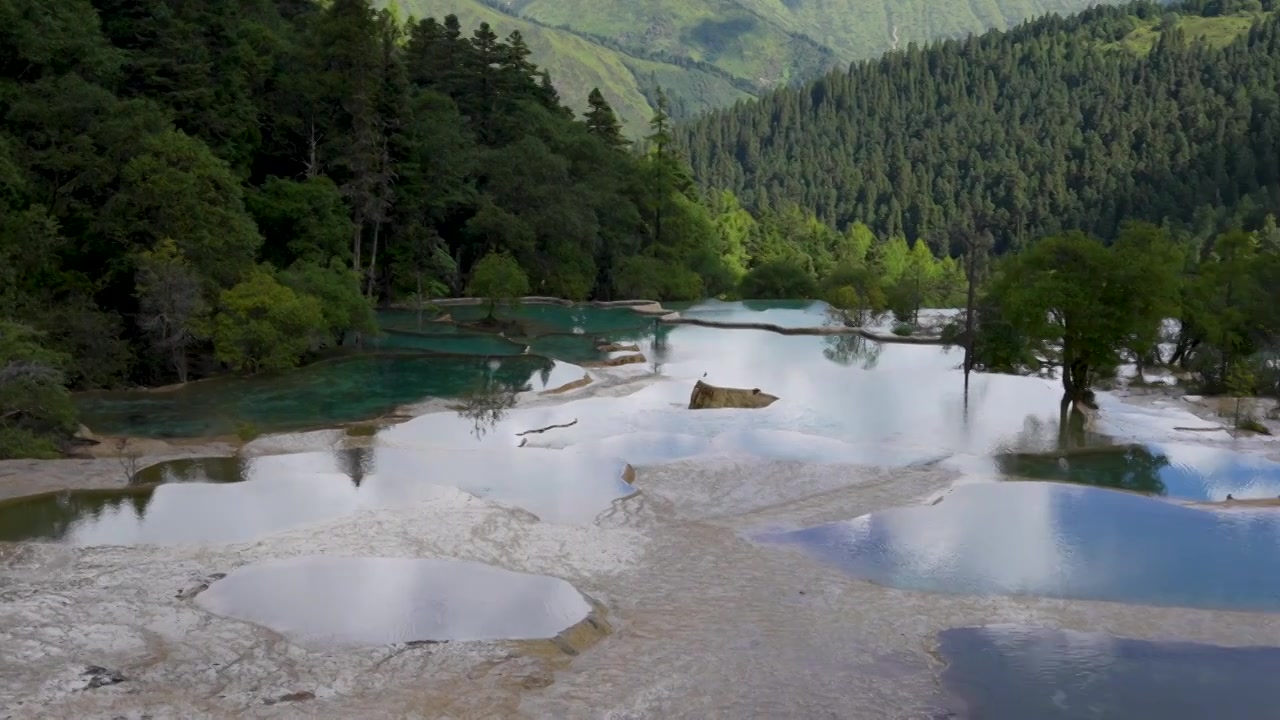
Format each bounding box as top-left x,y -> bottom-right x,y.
379,304 -> 651,336
768,481 -> 1280,612
996,442 -> 1280,501
0,446 -> 635,544
383,325 -> 1073,464
669,298 -> 839,328
195,556 -> 591,649
77,354 -> 583,438
11,300 -> 1280,718
938,625 -> 1280,720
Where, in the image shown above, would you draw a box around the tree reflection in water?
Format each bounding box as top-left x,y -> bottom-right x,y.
455,378 -> 521,439
822,333 -> 882,370
997,443 -> 1171,496
334,446 -> 375,487
650,319 -> 673,374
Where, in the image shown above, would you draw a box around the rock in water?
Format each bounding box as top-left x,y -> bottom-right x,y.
687,380 -> 779,410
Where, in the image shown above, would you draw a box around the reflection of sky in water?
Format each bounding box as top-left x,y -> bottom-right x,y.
993,442 -> 1280,501
938,625 -> 1280,720
770,482 -> 1280,612
196,556 -> 590,648
674,299 -> 838,328
21,446 -> 635,545
384,326 -> 1070,464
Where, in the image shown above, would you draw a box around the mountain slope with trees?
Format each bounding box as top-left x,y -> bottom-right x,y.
383,0 -> 753,132
387,0 -> 1113,125
680,0 -> 1280,255
8,0 -> 964,457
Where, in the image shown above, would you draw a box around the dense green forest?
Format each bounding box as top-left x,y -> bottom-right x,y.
0,0 -> 969,457
386,0 -> 1107,128
668,0 -> 1280,409
680,0 -> 1280,255
5,0 -> 1280,459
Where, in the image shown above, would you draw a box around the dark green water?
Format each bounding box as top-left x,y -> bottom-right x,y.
370,329 -> 527,355
378,304 -> 651,337
76,353 -> 570,438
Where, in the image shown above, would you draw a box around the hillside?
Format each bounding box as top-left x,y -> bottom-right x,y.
384,0 -> 752,132
679,0 -> 1280,254
384,0 -> 1111,130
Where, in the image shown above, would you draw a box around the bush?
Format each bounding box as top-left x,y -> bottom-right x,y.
210,269 -> 327,373
738,257 -> 817,299
467,252 -> 530,318
0,322 -> 77,458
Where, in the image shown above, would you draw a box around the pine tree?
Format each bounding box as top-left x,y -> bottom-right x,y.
585,88 -> 628,149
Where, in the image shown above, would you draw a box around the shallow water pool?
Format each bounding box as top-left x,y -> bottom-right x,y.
195,556 -> 592,649
938,625 -> 1280,719
996,442 -> 1280,501
766,481 -> 1280,612
76,354 -> 582,438
0,445 -> 635,544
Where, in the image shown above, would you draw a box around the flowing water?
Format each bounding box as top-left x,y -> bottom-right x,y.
6,300 -> 1280,718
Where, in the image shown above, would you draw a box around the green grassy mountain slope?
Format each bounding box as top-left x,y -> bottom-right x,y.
390,0 -> 1114,132
385,0 -> 752,133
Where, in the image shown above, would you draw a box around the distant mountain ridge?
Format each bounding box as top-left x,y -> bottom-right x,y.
384,0 -> 1114,132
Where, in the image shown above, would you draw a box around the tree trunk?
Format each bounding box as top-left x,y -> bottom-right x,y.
304,121 -> 320,179
415,271 -> 424,330
963,253 -> 978,380
351,216 -> 364,275
366,220 -> 381,298
174,346 -> 188,384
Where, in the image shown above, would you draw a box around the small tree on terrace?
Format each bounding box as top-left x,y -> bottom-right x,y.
135,238 -> 208,383
467,252 -> 529,320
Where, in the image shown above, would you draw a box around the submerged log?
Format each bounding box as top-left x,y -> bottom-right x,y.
687,380 -> 779,410
582,353 -> 646,368
515,419 -> 579,436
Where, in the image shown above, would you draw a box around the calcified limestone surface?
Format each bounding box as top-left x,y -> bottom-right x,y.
6,312 -> 1280,718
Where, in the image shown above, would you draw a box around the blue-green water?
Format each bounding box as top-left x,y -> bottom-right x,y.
671,299 -> 839,328
767,481 -> 1280,613
76,354 -> 576,438
937,625 -> 1280,720
370,329 -> 527,355
73,302 -> 665,438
